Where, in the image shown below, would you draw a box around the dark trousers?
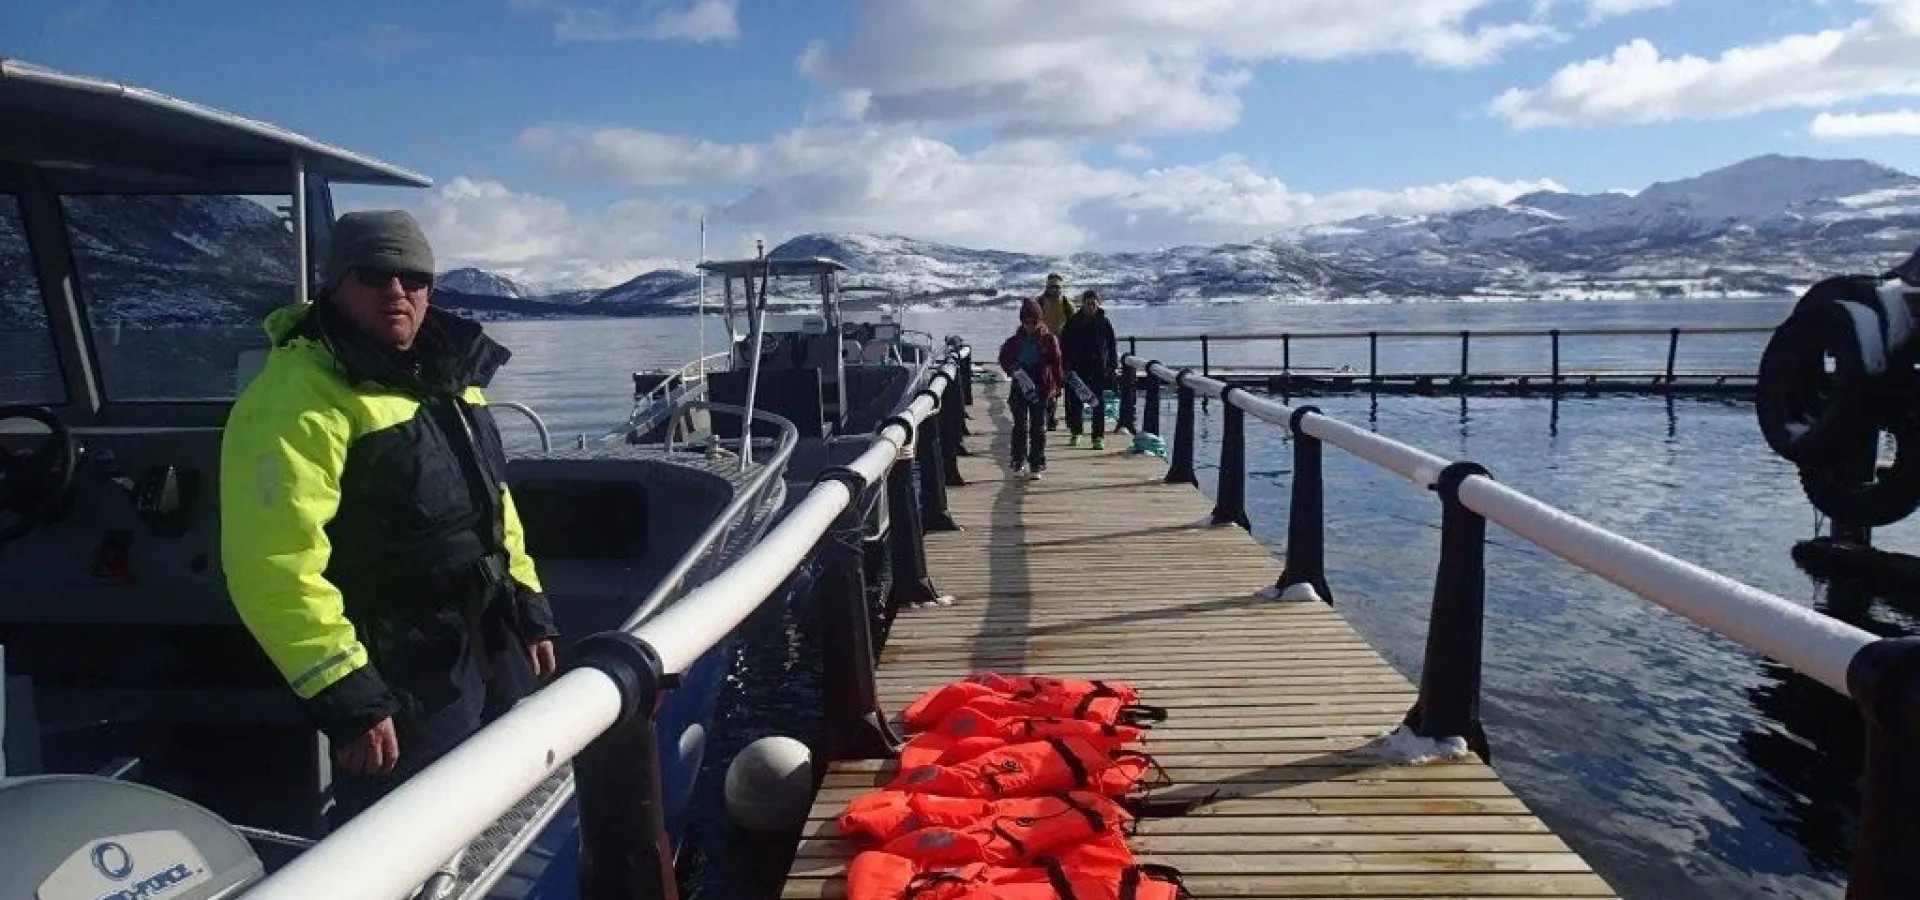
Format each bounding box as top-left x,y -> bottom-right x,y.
1010,391 -> 1047,471
1066,387 -> 1105,439
327,601 -> 541,828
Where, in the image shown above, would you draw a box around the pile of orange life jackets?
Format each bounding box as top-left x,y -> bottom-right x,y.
837,673 -> 1191,899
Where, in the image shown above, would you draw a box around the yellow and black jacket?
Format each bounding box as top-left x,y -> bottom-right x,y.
219,301 -> 555,743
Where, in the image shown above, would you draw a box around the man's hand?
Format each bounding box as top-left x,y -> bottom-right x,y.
337,717 -> 399,775
529,639 -> 557,680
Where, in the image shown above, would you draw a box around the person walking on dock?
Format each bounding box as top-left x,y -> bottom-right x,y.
1059,289 -> 1118,450
998,299 -> 1063,480
1034,274 -> 1075,431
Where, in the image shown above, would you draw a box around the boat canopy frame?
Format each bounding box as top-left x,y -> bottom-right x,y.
0,58 -> 431,429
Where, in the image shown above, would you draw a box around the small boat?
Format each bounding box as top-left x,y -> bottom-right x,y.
0,57 -> 955,899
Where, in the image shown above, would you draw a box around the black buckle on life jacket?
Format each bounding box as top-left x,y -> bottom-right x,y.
1119,704 -> 1167,727
1121,864 -> 1193,900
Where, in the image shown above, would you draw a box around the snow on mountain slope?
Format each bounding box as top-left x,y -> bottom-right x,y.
438,267 -> 532,298
7,154 -> 1920,328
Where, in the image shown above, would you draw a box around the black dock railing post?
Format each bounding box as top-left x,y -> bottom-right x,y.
928,383 -> 967,487
1143,361 -> 1163,435
1210,385 -> 1250,529
1664,327 -> 1681,390
914,411 -> 960,532
1459,330 -> 1471,388
567,631 -> 680,900
881,429 -> 949,610
1118,360 -> 1139,436
1368,332 -> 1379,392
941,374 -> 971,455
813,467 -> 903,761
1844,637 -> 1920,899
1550,330 -> 1561,392
1201,336 -> 1211,378
1403,461 -> 1492,762
1166,369 -> 1198,485
959,349 -> 974,408
1274,406 -> 1331,603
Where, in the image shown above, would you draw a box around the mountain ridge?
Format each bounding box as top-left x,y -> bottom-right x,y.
6,154 -> 1919,330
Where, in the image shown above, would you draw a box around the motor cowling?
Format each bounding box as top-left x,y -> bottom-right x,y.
0,775 -> 264,900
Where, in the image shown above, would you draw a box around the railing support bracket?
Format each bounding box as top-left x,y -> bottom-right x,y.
567,630 -> 680,900
1266,406 -> 1332,603
1403,461 -> 1492,763
1845,635 -> 1920,897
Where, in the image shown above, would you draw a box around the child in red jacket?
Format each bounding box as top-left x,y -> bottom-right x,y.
997,300 -> 1064,480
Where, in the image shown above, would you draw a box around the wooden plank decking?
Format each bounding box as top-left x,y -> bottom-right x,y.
782,392 -> 1618,898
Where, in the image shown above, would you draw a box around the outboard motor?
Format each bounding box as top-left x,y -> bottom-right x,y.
0,775 -> 265,900
1755,250 -> 1920,528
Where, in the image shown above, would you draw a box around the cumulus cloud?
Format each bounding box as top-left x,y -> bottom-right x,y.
798,0 -> 1559,138
455,123 -> 1559,285
1810,108 -> 1920,138
393,176 -> 703,289
1491,0 -> 1920,128
510,0 -> 738,44
1580,0 -> 1672,24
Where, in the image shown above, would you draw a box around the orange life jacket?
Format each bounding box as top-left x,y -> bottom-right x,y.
886,736 -> 1163,800
902,714 -> 1146,770
847,841 -> 1190,900
838,790 -> 1134,865
902,674 -> 1164,730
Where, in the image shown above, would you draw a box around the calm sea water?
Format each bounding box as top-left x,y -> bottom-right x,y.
467,296 -> 1908,900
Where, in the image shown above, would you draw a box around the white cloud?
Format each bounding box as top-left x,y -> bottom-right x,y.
1582,0 -> 1672,24
510,0 -> 738,44
458,123 -> 1559,285
799,0 -> 1559,138
517,126 -> 762,186
1115,141 -> 1154,162
1491,0 -> 1920,128
389,176 -> 703,289
1810,108 -> 1920,138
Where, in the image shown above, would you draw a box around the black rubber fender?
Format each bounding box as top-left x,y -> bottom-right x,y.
1799,415 -> 1920,528
1756,299 -> 1881,464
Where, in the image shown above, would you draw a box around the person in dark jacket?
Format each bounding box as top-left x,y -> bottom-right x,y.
997,300 -> 1064,480
1058,289 -> 1119,450
219,210 -> 558,829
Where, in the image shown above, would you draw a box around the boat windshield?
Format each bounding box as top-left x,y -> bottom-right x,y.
0,192 -> 63,405
62,192 -> 297,403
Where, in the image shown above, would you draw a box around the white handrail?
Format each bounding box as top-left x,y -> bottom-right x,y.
1125,355 -> 1878,699
242,355 -> 961,900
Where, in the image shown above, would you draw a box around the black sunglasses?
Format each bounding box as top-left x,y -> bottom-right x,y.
351,267 -> 433,292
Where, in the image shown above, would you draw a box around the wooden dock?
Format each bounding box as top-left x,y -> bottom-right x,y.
781,393 -> 1619,898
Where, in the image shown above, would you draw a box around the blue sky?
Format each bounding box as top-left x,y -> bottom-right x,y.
10,0 -> 1920,287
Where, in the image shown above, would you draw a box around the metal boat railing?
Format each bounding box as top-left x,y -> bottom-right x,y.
1118,354 -> 1913,895
623,400 -> 799,628
616,351 -> 734,444
238,345 -> 972,900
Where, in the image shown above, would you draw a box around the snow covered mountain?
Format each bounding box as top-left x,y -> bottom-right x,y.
5,154 -> 1919,330
437,267 -> 533,299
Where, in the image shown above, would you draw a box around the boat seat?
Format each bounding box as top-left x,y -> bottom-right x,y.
705,368 -> 828,439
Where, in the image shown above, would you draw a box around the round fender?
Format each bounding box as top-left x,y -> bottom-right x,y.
1799,416 -> 1920,528
1757,300 -> 1881,464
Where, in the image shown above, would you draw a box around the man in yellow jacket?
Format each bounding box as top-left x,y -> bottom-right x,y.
219,210 -> 556,827
1035,274 -> 1074,429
